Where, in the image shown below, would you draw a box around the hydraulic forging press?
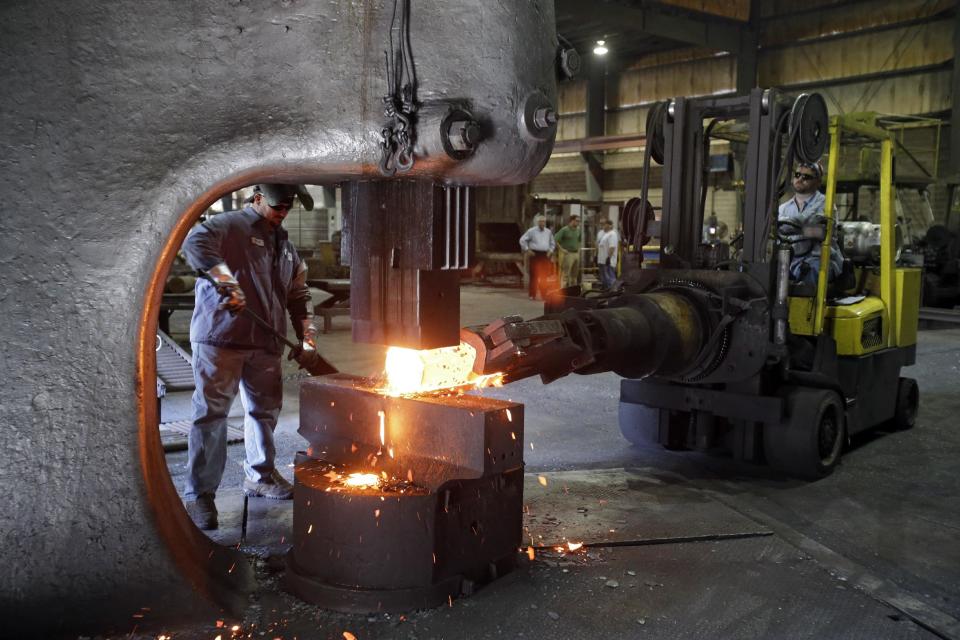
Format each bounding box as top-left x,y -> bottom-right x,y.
282,1 -> 570,612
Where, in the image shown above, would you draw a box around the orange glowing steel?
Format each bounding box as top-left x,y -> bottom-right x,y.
380,342 -> 504,396
344,473 -> 381,489
567,541 -> 584,552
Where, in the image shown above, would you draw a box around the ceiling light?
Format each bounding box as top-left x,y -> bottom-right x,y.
593,39 -> 608,56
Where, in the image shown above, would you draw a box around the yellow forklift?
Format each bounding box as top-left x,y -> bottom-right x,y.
771,112 -> 922,475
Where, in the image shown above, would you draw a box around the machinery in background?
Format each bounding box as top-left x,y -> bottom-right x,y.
919,223 -> 960,307
464,90 -> 921,479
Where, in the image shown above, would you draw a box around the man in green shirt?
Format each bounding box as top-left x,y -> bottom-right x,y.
553,214 -> 582,288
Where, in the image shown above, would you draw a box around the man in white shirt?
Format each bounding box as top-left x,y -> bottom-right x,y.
596,218 -> 619,289
519,215 -> 556,300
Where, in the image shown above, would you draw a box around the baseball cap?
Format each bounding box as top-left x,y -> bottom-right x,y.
248,184 -> 315,211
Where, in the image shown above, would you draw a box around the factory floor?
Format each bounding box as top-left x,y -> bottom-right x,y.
152,285 -> 960,640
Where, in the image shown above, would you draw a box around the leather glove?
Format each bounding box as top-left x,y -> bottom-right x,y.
287,345 -> 338,376
207,263 -> 246,313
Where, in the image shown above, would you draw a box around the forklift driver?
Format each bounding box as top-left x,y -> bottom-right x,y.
777,161 -> 844,285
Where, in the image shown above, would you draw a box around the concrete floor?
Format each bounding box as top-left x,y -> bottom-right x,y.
147,285 -> 960,640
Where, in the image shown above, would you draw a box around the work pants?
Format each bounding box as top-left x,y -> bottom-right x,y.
599,263 -> 617,289
528,251 -> 554,299
791,257 -> 838,286
559,249 -> 580,288
184,343 -> 283,500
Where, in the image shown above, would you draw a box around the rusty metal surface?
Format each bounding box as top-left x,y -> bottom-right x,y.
299,375 -> 523,490
0,0 -> 557,634
287,376 -> 525,611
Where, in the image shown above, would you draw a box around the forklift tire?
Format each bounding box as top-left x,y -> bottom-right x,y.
764,387 -> 845,480
891,377 -> 919,431
618,402 -> 660,447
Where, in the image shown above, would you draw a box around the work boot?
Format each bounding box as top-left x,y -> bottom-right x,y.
185,494 -> 218,530
243,469 -> 294,500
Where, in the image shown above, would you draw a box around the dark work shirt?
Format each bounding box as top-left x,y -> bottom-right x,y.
182,207 -> 310,352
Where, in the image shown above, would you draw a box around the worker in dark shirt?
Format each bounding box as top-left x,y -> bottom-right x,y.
180,183 -> 322,530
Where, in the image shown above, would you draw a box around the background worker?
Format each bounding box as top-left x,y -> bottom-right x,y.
596,218 -> 619,289
553,213 -> 582,288
777,161 -> 843,285
181,183 -> 321,530
519,214 -> 556,300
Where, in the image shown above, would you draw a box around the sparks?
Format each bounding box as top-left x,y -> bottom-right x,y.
377,410 -> 386,446
505,408 -> 513,422
538,475 -> 548,486
343,632 -> 357,640
344,473 -> 381,489
526,546 -> 536,561
567,541 -> 584,552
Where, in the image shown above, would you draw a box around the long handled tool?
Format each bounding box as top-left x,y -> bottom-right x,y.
199,272 -> 339,376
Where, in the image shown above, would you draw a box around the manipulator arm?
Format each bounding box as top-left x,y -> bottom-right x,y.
460,314 -> 593,384
462,290 -> 712,385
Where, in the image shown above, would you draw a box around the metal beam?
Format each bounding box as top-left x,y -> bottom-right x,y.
555,0 -> 745,52
736,0 -> 761,95
585,55 -> 606,138
553,133 -> 647,153
584,53 -> 607,199
951,5 -> 960,178
627,1 -> 745,51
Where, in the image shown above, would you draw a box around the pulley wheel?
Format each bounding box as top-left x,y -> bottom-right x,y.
622,197 -> 655,247
645,102 -> 667,165
792,93 -> 828,163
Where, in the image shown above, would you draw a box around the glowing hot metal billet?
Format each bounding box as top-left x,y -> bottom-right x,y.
284,374 -> 524,613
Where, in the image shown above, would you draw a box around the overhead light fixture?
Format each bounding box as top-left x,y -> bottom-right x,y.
593,39 -> 608,56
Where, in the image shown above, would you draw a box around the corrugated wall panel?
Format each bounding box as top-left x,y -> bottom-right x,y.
760,0 -> 952,47
540,154 -> 587,174
557,114 -> 586,141
660,0 -> 750,20
759,19 -> 953,86
761,0 -> 873,19
558,80 -> 586,114
613,56 -> 736,109
809,70 -> 952,116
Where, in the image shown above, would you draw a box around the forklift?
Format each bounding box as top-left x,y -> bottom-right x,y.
464,89 -> 921,479
617,92 -> 922,478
